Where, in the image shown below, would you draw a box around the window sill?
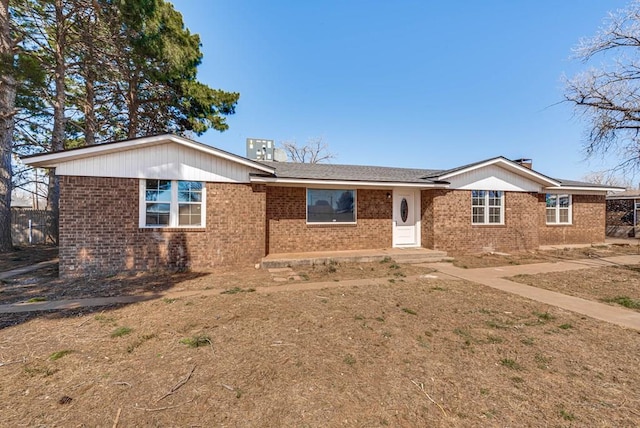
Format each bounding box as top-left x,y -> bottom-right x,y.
306,222 -> 358,227
471,223 -> 505,227
139,227 -> 206,232
545,223 -> 573,226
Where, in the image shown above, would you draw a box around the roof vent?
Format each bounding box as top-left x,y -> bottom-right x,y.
513,158 -> 532,169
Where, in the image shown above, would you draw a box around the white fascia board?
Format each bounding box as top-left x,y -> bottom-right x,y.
166,135 -> 275,173
22,134 -> 275,175
600,188 -> 631,195
250,176 -> 448,189
545,186 -> 619,194
607,194 -> 640,199
23,134 -> 173,166
437,158 -> 560,187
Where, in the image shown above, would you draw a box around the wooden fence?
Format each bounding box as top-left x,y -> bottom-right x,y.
11,209 -> 55,245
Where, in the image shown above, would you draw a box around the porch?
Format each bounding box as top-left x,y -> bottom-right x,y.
261,247 -> 450,269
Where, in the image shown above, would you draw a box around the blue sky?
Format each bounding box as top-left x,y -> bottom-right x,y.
170,0 -> 630,180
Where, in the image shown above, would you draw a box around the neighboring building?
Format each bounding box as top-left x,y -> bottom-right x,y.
606,190 -> 640,237
11,196 -> 35,209
10,194 -> 53,245
22,134 -> 622,277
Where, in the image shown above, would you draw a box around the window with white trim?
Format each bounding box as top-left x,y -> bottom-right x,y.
140,180 -> 205,228
546,194 -> 571,224
307,189 -> 356,223
471,190 -> 504,224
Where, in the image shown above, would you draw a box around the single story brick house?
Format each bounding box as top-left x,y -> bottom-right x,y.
605,190 -> 640,237
23,134 -> 621,277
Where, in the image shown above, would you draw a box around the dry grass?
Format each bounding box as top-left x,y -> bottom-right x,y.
1,245 -> 640,426
451,243 -> 640,269
510,263 -> 640,312
1,274 -> 640,426
0,245 -> 57,271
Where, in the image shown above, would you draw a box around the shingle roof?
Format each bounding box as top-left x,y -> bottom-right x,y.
606,189 -> 640,198
258,161 -> 445,183
554,178 -> 618,188
257,158 -> 621,191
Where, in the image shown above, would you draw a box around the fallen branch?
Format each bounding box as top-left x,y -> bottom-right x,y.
206,338 -> 215,356
70,380 -> 88,390
627,407 -> 640,417
411,380 -> 447,418
79,310 -> 104,327
114,381 -> 131,388
156,365 -> 196,402
112,408 -> 121,428
134,398 -> 194,412
0,357 -> 26,367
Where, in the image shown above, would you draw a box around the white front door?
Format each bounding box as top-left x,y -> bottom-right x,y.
392,189 -> 420,247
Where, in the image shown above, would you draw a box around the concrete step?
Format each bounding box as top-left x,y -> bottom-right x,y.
261,249 -> 450,269
390,251 -> 448,263
397,256 -> 454,264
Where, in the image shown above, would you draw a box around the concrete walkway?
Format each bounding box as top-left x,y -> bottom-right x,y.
431,255 -> 640,331
2,255 -> 640,331
0,259 -> 59,281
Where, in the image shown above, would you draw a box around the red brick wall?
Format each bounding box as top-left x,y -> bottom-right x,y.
539,194 -> 606,245
266,187 -> 392,253
59,176 -> 266,277
421,190 -> 606,253
422,190 -> 540,254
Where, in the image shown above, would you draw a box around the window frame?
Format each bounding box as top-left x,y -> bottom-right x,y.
545,193 -> 572,225
471,190 -> 504,225
139,179 -> 206,228
306,188 -> 357,224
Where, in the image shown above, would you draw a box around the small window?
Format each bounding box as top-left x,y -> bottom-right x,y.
140,180 -> 206,228
307,189 -> 356,223
546,194 -> 571,225
400,198 -> 409,223
471,190 -> 504,225
145,180 -> 172,226
178,181 -> 203,226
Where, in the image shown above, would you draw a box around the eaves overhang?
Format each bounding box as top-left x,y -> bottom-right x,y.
434,157 -> 561,187
21,134 -> 276,175
547,185 -> 626,193
249,176 -> 449,189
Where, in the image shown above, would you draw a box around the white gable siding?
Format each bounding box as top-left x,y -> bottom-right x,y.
54,143 -> 256,182
447,164 -> 543,192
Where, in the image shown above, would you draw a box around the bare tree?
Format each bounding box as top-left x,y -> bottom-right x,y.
582,170 -> 634,189
280,137 -> 336,163
565,1 -> 640,173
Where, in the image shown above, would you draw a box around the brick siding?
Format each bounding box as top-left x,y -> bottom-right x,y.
266,187 -> 392,253
421,190 -> 605,254
538,194 -> 605,245
59,177 -> 608,276
422,190 -> 539,254
59,176 -> 266,277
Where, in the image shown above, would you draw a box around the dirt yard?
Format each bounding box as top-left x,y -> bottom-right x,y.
0,246 -> 639,426
0,245 -> 58,272
510,263 -> 640,312
451,242 -> 640,269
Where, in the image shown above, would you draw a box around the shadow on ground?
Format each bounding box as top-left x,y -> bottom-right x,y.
0,246 -> 58,272
0,266 -> 211,329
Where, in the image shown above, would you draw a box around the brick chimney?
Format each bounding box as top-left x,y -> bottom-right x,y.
513,158 -> 532,169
